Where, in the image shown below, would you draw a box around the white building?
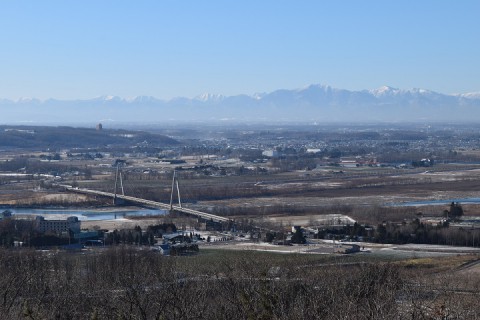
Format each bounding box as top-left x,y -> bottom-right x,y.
262,150 -> 280,158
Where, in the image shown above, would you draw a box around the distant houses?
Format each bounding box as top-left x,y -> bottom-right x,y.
152,233 -> 199,256
340,156 -> 378,168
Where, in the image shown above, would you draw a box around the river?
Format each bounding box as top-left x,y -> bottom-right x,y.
390,198 -> 480,207
0,207 -> 168,221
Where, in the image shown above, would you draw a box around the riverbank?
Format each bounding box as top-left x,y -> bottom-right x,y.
81,217 -> 168,231
3,206 -> 168,222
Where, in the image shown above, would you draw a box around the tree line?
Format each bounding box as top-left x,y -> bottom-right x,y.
0,218 -> 178,248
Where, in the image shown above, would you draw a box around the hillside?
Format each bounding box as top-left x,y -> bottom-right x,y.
0,126 -> 179,149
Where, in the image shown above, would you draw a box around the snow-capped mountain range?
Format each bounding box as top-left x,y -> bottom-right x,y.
1,84 -> 480,124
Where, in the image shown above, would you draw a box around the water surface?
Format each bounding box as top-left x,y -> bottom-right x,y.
389,198 -> 480,207
1,207 -> 167,221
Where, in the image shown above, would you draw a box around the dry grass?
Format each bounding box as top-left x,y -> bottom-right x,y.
399,255 -> 479,273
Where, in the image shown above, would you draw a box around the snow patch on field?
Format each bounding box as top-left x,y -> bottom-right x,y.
264,181 -> 344,190
266,214 -> 355,226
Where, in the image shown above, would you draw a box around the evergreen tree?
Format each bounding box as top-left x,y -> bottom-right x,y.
449,202 -> 464,220
291,228 -> 306,244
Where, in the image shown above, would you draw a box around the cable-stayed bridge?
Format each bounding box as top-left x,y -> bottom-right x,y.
56,170 -> 231,223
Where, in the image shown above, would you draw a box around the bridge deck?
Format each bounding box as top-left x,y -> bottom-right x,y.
58,185 -> 231,223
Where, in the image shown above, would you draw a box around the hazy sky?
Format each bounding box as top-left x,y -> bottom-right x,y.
0,1 -> 479,100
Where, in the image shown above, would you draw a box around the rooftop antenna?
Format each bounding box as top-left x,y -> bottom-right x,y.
170,170 -> 182,210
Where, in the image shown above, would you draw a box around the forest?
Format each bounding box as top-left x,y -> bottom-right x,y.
0,247 -> 478,320
0,126 -> 178,149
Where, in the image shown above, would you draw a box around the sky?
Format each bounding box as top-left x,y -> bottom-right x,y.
0,1 -> 479,100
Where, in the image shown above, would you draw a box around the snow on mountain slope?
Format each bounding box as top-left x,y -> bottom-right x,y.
1,85 -> 480,123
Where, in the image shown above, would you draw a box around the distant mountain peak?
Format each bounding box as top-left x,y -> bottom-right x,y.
128,95 -> 159,103
252,92 -> 266,100
458,92 -> 480,99
16,97 -> 41,103
370,85 -> 400,96
299,84 -> 333,91
194,93 -> 225,102
94,95 -> 123,102
2,84 -> 480,124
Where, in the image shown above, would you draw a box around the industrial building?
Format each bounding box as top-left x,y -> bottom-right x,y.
35,216 -> 81,234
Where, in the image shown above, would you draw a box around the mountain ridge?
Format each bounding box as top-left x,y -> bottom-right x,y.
3,84 -> 480,104
1,84 -> 480,124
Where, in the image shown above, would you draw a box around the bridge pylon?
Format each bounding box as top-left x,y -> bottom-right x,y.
169,170 -> 182,211
113,164 -> 125,205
